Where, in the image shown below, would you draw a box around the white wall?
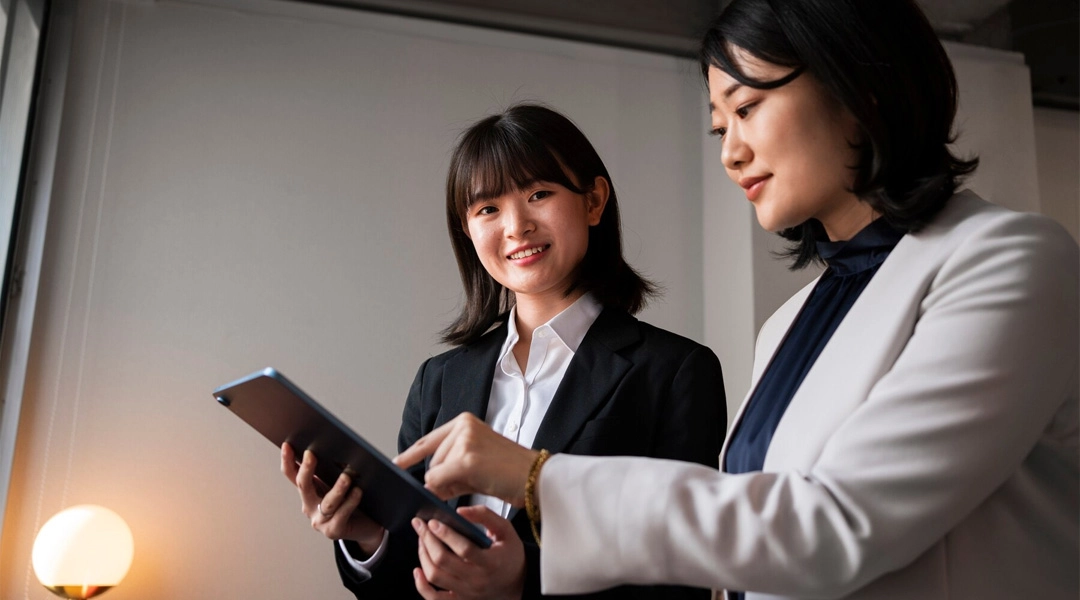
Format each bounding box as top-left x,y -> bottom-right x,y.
946,43 -> 1041,214
1033,107 -> 1079,242
0,1 -> 707,598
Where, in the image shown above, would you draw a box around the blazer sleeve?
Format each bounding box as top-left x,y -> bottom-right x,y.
335,359 -> 433,600
623,343 -> 726,600
536,213 -> 1079,596
651,345 -> 726,468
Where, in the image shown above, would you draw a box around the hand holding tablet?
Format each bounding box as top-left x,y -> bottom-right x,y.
212,368 -> 491,549
280,442 -> 387,555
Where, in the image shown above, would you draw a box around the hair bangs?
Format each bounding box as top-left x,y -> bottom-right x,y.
699,1 -> 804,90
452,120 -> 581,222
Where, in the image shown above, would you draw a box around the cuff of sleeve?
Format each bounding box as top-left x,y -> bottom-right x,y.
538,454 -> 670,595
337,529 -> 391,581
538,454 -> 620,593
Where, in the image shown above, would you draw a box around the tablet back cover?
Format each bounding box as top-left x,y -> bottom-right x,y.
212,368 -> 490,547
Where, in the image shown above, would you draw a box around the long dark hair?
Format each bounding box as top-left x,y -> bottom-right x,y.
442,104 -> 658,346
700,0 -> 979,269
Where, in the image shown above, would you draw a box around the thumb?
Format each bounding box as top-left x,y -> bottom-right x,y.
457,505 -> 515,541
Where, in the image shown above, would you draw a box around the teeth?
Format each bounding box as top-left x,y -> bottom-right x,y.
510,246 -> 546,260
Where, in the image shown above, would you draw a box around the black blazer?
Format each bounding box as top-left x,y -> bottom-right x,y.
335,308 -> 727,599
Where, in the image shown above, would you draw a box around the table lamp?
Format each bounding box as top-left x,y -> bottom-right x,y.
31,505 -> 134,599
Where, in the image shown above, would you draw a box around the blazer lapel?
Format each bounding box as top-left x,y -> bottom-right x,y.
434,321 -> 506,430
531,308 -> 637,454
764,192 -> 987,471
719,279 -> 819,467
763,234 -> 924,471
506,309 -> 636,521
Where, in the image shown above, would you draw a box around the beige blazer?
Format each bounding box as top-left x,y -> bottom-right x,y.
536,191 -> 1079,599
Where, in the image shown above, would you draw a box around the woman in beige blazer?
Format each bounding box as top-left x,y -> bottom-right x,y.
394,1 -> 1079,599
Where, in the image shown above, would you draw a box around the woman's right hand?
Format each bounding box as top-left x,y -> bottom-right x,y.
393,413 -> 538,507
281,443 -> 386,556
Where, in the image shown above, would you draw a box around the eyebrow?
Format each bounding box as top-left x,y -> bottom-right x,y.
708,82 -> 744,112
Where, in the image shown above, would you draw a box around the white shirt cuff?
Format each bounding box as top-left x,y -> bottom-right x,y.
337,529 -> 391,581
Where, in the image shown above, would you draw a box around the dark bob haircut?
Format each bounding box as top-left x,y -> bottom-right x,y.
442,103 -> 658,346
700,0 -> 979,269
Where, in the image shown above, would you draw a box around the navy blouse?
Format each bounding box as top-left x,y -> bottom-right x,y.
725,218 -> 905,474
723,218 -> 903,599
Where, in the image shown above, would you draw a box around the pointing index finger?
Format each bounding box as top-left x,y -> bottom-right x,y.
393,421 -> 453,469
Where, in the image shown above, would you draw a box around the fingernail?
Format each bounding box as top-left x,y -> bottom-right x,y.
429,520 -> 442,533
411,517 -> 422,532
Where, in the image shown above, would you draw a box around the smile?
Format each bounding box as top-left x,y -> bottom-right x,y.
508,245 -> 550,260
740,175 -> 771,202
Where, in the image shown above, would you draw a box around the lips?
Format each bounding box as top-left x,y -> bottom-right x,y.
508,244 -> 550,260
738,175 -> 771,201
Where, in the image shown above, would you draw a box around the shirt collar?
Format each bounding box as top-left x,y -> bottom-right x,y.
815,217 -> 905,276
546,292 -> 602,353
500,292 -> 602,358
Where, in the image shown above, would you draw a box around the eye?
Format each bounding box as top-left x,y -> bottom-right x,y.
709,127 -> 727,140
474,205 -> 498,216
735,101 -> 757,119
529,190 -> 553,201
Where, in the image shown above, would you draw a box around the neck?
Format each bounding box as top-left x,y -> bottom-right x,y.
513,289 -> 585,338
820,195 -> 879,242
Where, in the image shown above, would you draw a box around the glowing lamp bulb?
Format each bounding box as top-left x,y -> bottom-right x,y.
31,505 -> 134,599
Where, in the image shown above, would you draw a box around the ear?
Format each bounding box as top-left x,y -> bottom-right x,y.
585,176 -> 610,226
460,217 -> 472,240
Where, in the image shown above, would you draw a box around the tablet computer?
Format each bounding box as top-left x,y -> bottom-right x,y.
212,367 -> 491,548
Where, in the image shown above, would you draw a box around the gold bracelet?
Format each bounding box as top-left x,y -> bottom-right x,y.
524,449 -> 551,546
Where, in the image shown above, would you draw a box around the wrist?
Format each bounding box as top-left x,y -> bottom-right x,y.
355,527 -> 386,557
511,450 -> 541,508
523,449 -> 552,546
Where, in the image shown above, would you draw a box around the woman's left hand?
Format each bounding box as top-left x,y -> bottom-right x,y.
394,413 -> 538,506
411,505 -> 526,600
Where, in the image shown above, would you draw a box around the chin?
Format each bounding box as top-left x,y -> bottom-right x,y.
753,207 -> 802,234
752,209 -> 783,233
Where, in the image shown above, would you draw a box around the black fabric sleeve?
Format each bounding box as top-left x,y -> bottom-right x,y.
653,345 -> 726,468
619,345 -> 724,600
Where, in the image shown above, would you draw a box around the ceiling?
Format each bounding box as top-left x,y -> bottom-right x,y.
307,0 -> 1078,109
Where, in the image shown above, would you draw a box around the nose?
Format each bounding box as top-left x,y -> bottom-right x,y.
720,125 -> 751,171
504,203 -> 535,238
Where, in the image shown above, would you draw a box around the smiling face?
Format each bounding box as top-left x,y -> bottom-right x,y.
465,177 -> 607,312
708,49 -> 875,241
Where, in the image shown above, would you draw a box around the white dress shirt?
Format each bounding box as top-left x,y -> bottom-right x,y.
340,293 -> 602,578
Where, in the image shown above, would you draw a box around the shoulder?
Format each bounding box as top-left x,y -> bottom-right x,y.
606,311 -> 720,367
920,190 -> 1075,251
412,323 -> 506,377
636,320 -> 712,354
914,190 -> 1078,278
413,346 -> 462,375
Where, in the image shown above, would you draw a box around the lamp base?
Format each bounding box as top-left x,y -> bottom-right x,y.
42,584 -> 113,599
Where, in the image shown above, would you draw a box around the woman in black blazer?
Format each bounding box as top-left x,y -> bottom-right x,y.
282,104 -> 726,600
